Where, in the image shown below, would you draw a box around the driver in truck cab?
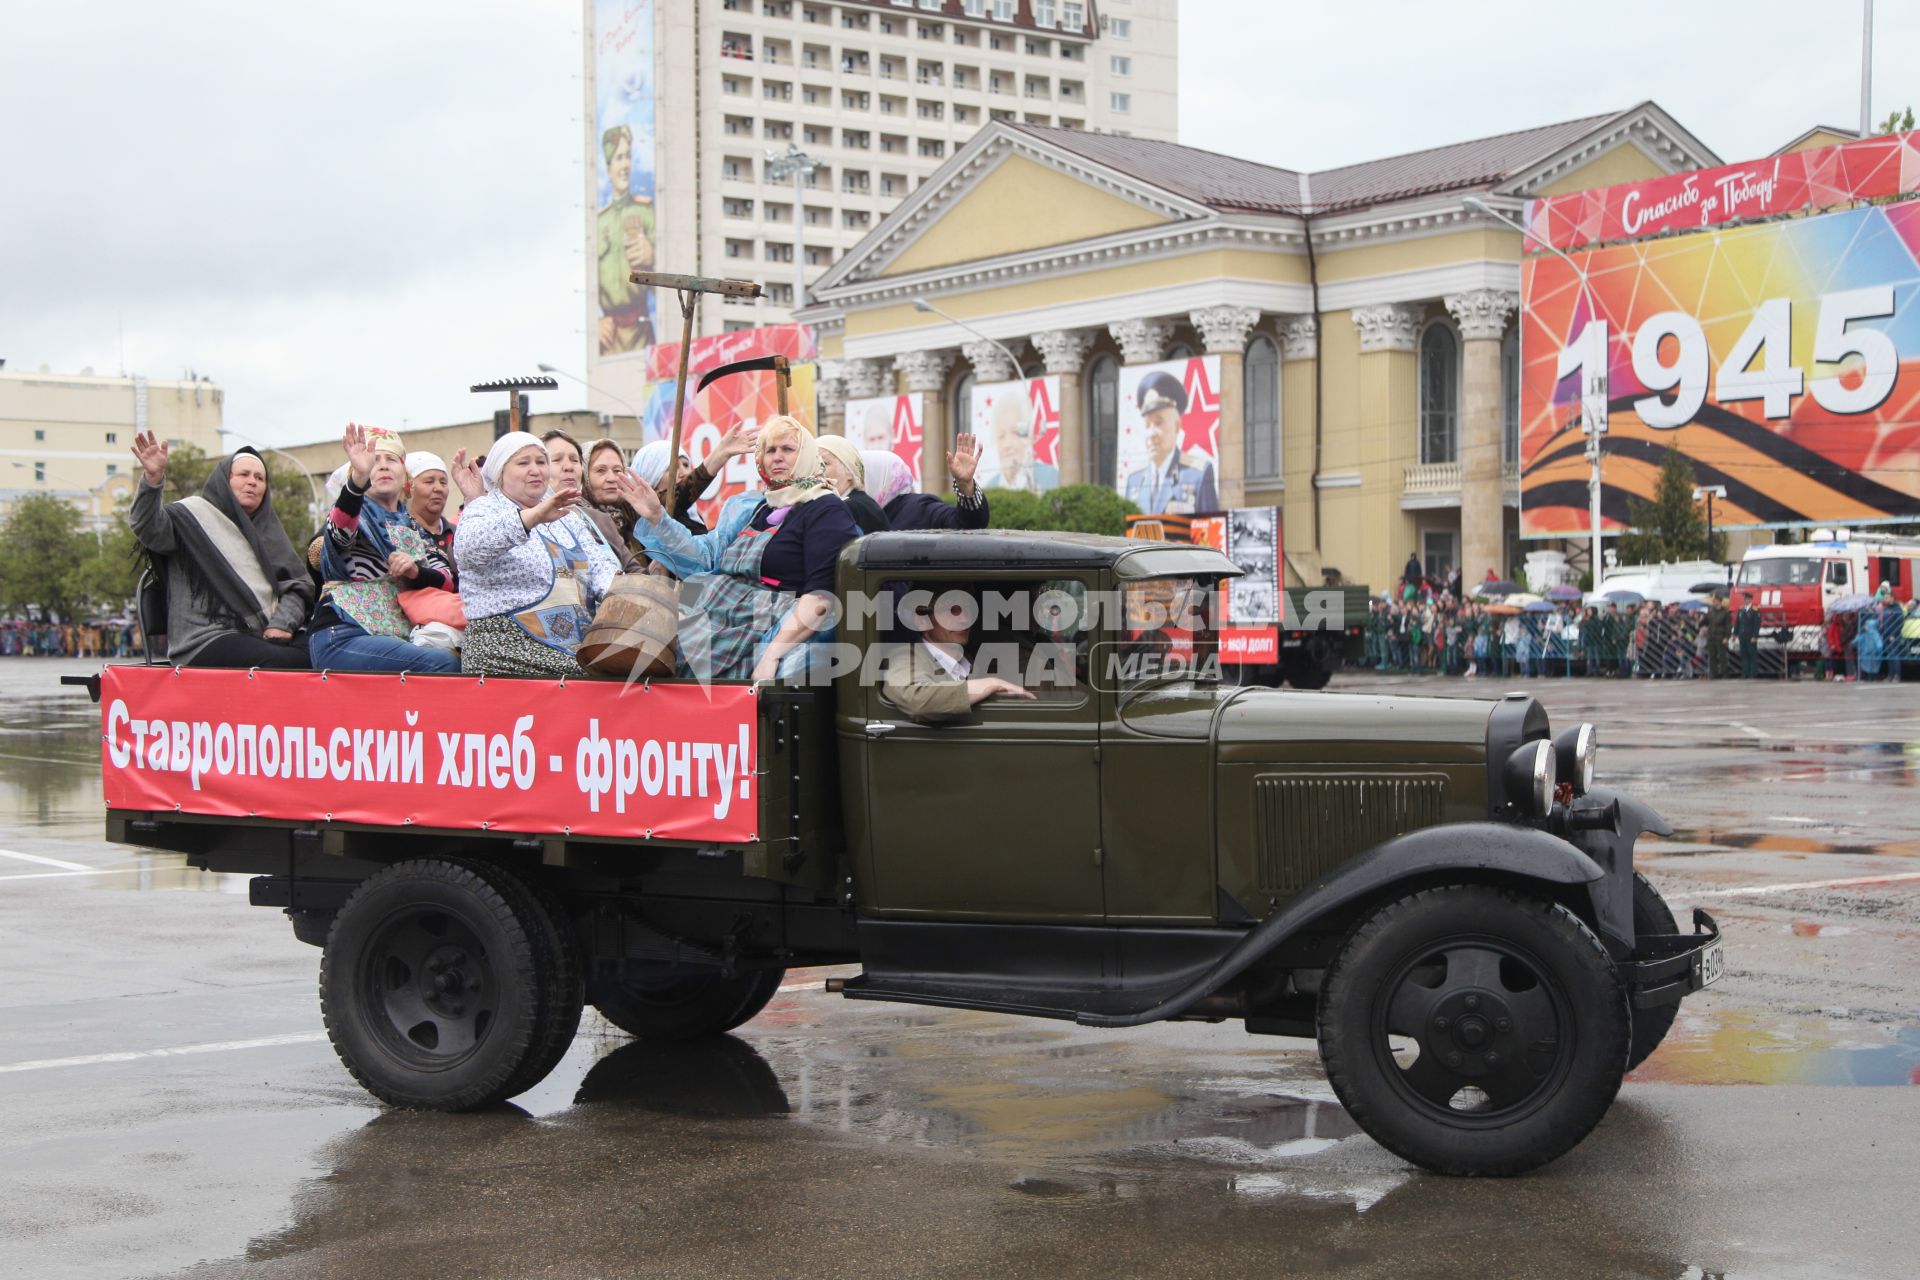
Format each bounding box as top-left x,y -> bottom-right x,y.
883,587 -> 1034,724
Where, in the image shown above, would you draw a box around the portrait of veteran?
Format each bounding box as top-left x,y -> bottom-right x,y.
1122,370 -> 1219,515
882,588 -> 1035,725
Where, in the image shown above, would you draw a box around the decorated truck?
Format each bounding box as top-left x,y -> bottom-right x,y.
75,528 -> 1720,1176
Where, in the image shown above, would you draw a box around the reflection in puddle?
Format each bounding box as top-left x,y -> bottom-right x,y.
1632,1007 -> 1920,1086
1646,829 -> 1920,859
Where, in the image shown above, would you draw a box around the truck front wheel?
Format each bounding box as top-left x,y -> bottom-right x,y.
1626,871 -> 1680,1072
592,967 -> 786,1042
1317,884 -> 1629,1176
319,858 -> 552,1111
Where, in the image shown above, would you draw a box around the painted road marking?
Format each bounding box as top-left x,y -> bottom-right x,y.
1684,871 -> 1920,899
0,849 -> 93,871
0,867 -> 147,882
0,1031 -> 330,1075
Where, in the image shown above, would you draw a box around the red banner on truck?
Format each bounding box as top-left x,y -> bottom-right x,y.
99,667 -> 761,843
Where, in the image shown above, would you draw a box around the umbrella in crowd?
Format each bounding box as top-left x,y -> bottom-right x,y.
1676,598 -> 1709,612
1828,593 -> 1876,614
1604,589 -> 1646,605
1547,584 -> 1584,601
1523,600 -> 1556,613
1504,593 -> 1547,608
1474,579 -> 1522,597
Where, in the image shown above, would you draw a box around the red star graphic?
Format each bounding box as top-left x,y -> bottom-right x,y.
1029,379 -> 1060,468
890,394 -> 924,480
1180,358 -> 1220,457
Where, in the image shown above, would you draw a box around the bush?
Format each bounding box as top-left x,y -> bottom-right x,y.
981,484 -> 1138,537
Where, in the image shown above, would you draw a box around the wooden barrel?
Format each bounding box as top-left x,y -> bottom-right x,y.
578,574 -> 679,678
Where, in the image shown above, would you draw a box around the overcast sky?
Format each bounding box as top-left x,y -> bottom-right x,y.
1,1 -> 1913,448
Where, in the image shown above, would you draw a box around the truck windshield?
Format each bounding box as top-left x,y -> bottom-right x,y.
1737,558 -> 1820,587
1103,576 -> 1224,690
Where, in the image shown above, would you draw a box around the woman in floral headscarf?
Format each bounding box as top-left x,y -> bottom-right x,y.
625,416 -> 859,682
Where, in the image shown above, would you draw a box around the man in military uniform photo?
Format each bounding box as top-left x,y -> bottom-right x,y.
1123,370 -> 1218,515
596,124 -> 655,355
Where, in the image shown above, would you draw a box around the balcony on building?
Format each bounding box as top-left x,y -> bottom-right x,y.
1400,461 -> 1522,509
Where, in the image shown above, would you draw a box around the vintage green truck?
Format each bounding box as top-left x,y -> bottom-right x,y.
81,529 -> 1721,1176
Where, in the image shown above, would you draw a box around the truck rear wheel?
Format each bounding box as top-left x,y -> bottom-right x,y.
1626,871 -> 1680,1072
592,967 -> 786,1042
1317,884 -> 1629,1176
320,858 -> 550,1111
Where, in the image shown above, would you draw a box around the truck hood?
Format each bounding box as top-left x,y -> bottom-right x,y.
1215,687 -> 1494,765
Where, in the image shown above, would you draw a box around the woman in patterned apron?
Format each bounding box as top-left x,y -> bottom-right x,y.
625,417 -> 860,684
453,432 -> 626,678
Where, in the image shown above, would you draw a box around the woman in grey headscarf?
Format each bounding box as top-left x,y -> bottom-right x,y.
128,433 -> 315,668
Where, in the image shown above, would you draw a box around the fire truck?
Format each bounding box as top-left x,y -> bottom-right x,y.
1730,529 -> 1920,655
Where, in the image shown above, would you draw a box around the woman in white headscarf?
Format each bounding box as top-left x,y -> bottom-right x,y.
816,435 -> 888,534
859,433 -> 990,531
451,431 -> 628,678
625,416 -> 859,683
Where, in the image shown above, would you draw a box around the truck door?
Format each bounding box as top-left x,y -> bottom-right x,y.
857,576 -> 1103,922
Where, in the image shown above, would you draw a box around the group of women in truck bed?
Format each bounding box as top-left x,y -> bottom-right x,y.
128,415 -> 989,683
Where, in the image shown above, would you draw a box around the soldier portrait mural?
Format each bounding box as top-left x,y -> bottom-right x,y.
593,0 -> 657,357
1117,356 -> 1221,515
968,377 -> 1061,494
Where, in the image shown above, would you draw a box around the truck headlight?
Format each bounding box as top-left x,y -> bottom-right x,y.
1503,739 -> 1557,817
1554,723 -> 1596,795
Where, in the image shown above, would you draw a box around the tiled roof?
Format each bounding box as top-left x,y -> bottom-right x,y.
1010,107 -> 1638,215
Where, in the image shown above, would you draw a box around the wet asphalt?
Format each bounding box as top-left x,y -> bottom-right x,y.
1,658 -> 1916,1279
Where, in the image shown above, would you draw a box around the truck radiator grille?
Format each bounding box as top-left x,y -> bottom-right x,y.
1252,775 -> 1446,894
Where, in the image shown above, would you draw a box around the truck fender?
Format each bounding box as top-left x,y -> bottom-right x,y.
1077,823 -> 1604,1028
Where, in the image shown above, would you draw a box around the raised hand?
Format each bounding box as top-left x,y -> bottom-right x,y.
710,419 -> 762,466
524,481 -> 581,527
948,431 -> 982,493
449,448 -> 485,502
612,466 -> 663,522
131,430 -> 169,487
341,423 -> 380,487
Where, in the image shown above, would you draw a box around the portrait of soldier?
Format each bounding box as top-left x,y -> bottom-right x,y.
1122,370 -> 1218,515
983,389 -> 1057,493
596,123 -> 656,355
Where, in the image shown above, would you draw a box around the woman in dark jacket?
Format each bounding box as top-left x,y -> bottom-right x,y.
862,433 -> 990,531
816,434 -> 889,533
127,433 -> 315,668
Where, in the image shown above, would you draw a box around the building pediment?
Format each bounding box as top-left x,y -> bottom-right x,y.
813,123 -> 1214,294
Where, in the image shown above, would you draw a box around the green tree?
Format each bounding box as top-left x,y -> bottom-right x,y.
0,495 -> 90,620
1876,106 -> 1915,135
1613,446 -> 1727,565
978,484 -> 1139,536
68,514 -> 142,615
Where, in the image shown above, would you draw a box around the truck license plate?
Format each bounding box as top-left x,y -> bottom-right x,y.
1696,938 -> 1724,989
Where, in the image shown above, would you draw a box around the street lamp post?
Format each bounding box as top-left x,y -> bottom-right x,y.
1464,194 -> 1607,590
764,144 -> 818,311
910,297 -> 1022,378
1694,483 -> 1729,583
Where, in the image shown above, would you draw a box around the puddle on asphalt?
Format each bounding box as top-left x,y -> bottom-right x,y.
0,691 -> 105,826
1645,828 -> 1920,859
1630,1006 -> 1920,1086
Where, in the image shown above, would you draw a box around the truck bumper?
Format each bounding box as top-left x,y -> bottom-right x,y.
1622,908 -> 1724,1008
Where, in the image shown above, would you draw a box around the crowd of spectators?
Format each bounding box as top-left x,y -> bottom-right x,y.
0,620 -> 143,658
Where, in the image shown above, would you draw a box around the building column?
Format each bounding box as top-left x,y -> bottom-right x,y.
815,359 -> 847,436
895,350 -> 955,490
1349,303 -> 1422,591
1190,305 -> 1262,510
841,358 -> 890,402
1031,328 -> 1097,486
962,339 -> 1019,384
1109,317 -> 1176,365
1446,289 -> 1517,583
1277,316 -> 1319,582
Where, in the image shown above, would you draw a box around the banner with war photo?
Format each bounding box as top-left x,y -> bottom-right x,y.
1116,356 -> 1222,515
593,0 -> 658,358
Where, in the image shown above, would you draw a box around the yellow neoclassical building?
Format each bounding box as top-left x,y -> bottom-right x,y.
799,103 -> 1720,590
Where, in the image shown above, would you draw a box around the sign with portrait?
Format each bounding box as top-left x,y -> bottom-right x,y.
593,0 -> 658,359
1116,356 -> 1222,515
843,393 -> 926,488
968,377 -> 1061,494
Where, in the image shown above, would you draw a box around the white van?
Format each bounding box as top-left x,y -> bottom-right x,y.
1597,560 -> 1725,605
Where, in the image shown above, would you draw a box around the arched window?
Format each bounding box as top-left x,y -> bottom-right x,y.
1087,354 -> 1120,489
1419,322 -> 1459,465
950,369 -> 975,459
1502,328 -> 1520,467
1243,334 -> 1280,479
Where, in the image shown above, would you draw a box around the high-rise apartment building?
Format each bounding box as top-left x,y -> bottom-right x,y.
583,0 -> 1177,412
